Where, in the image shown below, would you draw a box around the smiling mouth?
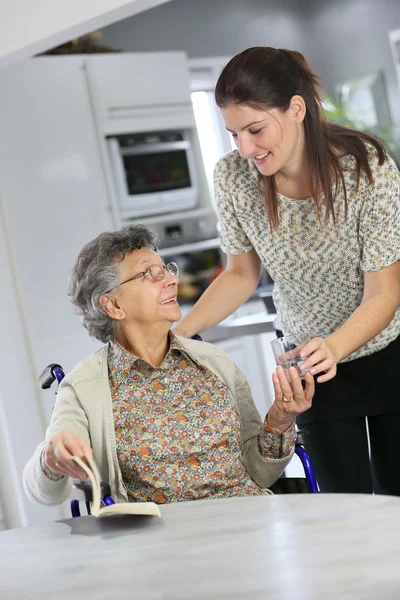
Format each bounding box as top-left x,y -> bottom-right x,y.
160,298 -> 177,305
253,152 -> 270,160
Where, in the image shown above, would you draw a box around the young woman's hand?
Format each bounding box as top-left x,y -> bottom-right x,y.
298,337 -> 339,383
267,366 -> 314,432
43,430 -> 93,480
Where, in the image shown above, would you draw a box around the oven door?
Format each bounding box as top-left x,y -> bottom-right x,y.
160,238 -> 223,309
107,138 -> 199,218
160,237 -> 275,313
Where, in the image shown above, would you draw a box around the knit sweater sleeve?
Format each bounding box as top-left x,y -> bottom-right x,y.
214,153 -> 253,255
234,365 -> 295,489
22,377 -> 91,506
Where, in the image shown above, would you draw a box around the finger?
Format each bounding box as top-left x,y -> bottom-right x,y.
272,371 -> 283,401
316,366 -> 337,383
287,367 -> 305,401
62,432 -> 92,458
65,437 -> 93,478
49,459 -> 83,480
300,349 -> 328,371
63,434 -> 93,471
45,449 -> 80,479
82,445 -> 93,459
279,346 -> 301,362
276,366 -> 295,400
309,358 -> 335,377
54,442 -> 89,480
55,459 -> 89,481
299,337 -> 324,359
303,373 -> 315,402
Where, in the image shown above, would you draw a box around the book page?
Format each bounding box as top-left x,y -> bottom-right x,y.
71,456 -> 161,518
98,502 -> 161,517
72,455 -> 101,516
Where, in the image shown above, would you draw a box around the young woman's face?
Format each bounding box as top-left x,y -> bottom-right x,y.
221,101 -> 305,176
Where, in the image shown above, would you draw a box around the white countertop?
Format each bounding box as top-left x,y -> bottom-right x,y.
202,311 -> 277,342
179,299 -> 277,342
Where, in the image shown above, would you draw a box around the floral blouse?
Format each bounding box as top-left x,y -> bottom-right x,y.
108,333 -> 295,504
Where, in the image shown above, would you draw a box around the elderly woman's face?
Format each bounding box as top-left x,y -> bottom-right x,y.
114,247 -> 181,327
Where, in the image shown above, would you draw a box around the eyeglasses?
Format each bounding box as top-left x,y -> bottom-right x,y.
106,262 -> 179,293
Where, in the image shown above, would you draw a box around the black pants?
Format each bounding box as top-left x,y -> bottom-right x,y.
299,413 -> 400,495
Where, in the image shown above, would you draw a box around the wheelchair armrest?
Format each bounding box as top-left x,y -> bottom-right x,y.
69,480 -> 112,503
295,429 -> 306,447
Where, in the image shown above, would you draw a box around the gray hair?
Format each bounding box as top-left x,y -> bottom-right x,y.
69,224 -> 159,343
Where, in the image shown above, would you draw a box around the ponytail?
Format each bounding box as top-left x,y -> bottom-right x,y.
215,47 -> 386,229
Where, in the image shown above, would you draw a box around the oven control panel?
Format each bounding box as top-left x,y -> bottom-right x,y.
152,213 -> 219,249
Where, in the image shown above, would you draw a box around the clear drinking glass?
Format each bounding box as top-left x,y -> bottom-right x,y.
270,336 -> 310,380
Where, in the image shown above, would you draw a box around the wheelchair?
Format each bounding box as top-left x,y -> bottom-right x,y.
39,354 -> 319,518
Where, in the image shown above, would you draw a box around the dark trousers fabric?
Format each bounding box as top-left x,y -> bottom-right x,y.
299,413 -> 400,495
296,335 -> 400,425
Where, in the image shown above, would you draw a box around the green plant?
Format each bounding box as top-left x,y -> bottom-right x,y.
323,96 -> 400,166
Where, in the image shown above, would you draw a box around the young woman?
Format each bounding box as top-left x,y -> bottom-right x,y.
175,47 -> 400,494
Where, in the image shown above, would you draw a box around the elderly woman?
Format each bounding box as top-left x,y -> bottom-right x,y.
23,225 -> 314,506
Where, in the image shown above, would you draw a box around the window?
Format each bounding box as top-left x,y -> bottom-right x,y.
191,91 -> 225,199
189,58 -> 233,200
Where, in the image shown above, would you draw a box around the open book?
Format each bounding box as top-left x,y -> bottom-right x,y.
72,455 -> 161,518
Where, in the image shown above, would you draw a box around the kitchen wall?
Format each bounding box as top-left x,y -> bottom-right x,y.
0,0 -> 172,69
100,0 -> 315,63
100,0 -> 400,122
309,0 -> 400,123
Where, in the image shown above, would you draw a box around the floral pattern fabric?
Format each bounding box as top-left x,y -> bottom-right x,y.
108,334 -> 295,504
214,145 -> 400,362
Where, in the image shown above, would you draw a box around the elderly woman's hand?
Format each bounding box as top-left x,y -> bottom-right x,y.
43,430 -> 93,480
267,366 -> 314,432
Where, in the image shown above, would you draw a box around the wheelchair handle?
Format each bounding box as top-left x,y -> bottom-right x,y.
38,364 -> 65,389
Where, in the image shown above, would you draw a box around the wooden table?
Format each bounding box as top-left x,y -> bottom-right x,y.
1,494 -> 400,599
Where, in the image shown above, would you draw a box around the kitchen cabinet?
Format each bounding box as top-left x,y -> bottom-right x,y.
0,486 -> 5,531
0,56 -> 114,394
214,334 -> 274,419
87,53 -> 196,135
215,324 -> 305,479
0,56 -> 114,526
85,52 -> 210,220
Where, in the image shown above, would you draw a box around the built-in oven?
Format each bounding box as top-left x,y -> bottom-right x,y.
107,130 -> 199,219
161,238 -> 223,306
151,212 -> 221,306
153,214 -> 274,311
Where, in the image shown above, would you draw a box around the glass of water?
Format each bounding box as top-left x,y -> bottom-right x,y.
270,337 -> 310,380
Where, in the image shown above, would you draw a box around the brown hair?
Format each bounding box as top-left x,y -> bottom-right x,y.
215,47 -> 387,229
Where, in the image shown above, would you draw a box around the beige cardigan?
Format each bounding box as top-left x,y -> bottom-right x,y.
23,337 -> 294,506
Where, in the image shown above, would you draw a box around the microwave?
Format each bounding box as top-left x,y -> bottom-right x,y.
107,131 -> 199,219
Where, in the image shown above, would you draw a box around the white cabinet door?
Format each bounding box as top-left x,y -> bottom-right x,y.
214,335 -> 273,419
88,52 -> 192,121
0,56 -> 113,421
215,332 -> 305,478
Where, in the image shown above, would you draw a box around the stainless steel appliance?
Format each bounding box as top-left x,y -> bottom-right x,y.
107,130 -> 199,219
152,213 -> 221,306
154,214 -> 274,308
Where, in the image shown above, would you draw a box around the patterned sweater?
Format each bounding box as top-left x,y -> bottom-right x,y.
214,145 -> 400,361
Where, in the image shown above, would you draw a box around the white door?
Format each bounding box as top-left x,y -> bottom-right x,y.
0,56 -> 113,525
